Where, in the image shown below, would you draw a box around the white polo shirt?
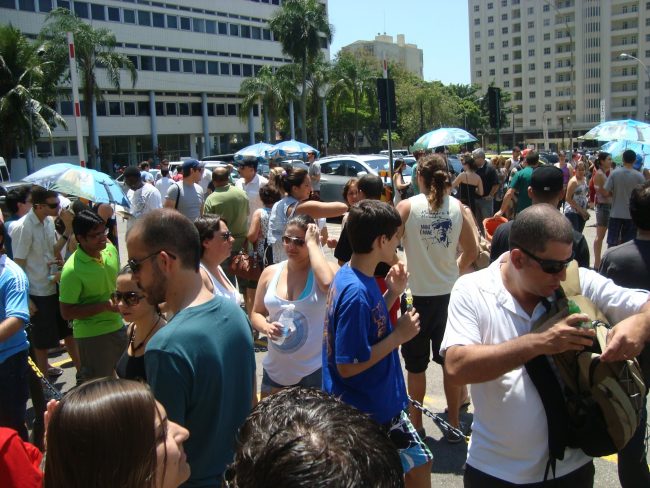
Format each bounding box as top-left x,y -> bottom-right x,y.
441,255 -> 649,484
235,173 -> 268,224
11,210 -> 57,296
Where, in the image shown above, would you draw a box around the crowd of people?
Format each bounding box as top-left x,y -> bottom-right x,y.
0,146 -> 649,488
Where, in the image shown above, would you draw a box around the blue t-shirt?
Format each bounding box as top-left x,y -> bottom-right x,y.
323,264 -> 407,424
145,296 -> 255,488
0,255 -> 30,364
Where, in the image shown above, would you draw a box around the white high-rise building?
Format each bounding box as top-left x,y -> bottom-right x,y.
2,0 -> 330,178
342,34 -> 424,79
468,0 -> 650,150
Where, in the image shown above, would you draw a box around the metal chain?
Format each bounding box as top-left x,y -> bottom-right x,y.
27,355 -> 63,401
408,395 -> 470,443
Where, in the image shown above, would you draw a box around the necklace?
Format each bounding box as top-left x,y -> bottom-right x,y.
129,315 -> 162,353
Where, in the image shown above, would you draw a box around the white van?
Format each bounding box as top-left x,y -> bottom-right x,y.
0,157 -> 11,182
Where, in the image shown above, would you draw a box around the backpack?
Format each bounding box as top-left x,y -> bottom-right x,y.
525,261 -> 646,479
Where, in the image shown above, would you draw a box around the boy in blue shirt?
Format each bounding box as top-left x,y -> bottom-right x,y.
323,200 -> 432,487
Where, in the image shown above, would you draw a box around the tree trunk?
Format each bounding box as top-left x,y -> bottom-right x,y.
353,91 -> 359,153
300,54 -> 307,144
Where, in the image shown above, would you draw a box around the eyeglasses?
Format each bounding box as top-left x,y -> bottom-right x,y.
127,250 -> 176,273
86,228 -> 109,239
111,291 -> 145,307
513,244 -> 574,274
282,235 -> 305,247
217,231 -> 233,241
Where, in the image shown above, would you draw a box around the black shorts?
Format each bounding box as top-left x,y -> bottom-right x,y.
28,294 -> 71,349
400,294 -> 450,373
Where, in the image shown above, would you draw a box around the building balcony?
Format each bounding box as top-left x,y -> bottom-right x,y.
610,89 -> 638,96
610,26 -> 639,35
611,11 -> 639,21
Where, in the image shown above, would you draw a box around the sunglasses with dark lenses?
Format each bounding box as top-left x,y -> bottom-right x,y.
111,291 -> 145,306
514,245 -> 574,274
127,250 -> 177,273
282,235 -> 305,247
41,202 -> 60,209
218,231 -> 233,241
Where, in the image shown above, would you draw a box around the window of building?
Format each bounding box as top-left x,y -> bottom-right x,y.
504,67 -> 509,74
195,60 -> 206,74
216,104 -> 225,116
53,140 -> 68,157
59,101 -> 73,116
502,0 -> 507,6
155,57 -> 167,71
527,21 -> 534,28
169,58 -> 180,72
191,103 -> 202,116
488,42 -> 494,49
155,102 -> 164,116
182,60 -> 193,73
90,4 -> 104,20
230,23 -> 240,36
206,20 -> 216,34
529,91 -> 536,98
39,0 -> 53,12
123,102 -> 136,116
243,64 -> 253,77
529,105 -> 536,113
95,101 -> 106,116
241,25 -> 250,38
178,103 -> 189,116
543,18 -> 550,26
503,53 -> 509,60
107,6 -> 119,21
544,33 -> 550,41
502,40 -> 509,47
73,2 -> 88,18
474,18 -> 480,25
227,104 -> 237,116
152,12 -> 164,28
140,56 -> 153,71
166,102 -> 177,115
544,61 -> 551,69
544,75 -> 551,83
488,29 -> 494,36
475,44 -> 481,52
529,119 -> 536,126
529,77 -> 535,84
528,49 -> 535,56
208,61 -> 219,75
207,104 -> 215,116
218,22 -> 228,34
489,69 -> 495,76
527,6 -> 533,14
474,4 -> 479,11
489,55 -> 495,63
488,16 -> 493,23
502,27 -> 508,34
476,70 -> 482,77
220,63 -> 230,75
504,80 -> 510,87
263,29 -> 271,41
232,63 -> 241,76
528,35 -> 534,42
528,63 -> 535,70
488,2 -> 493,8
193,18 -> 205,33
180,17 -> 191,31
167,15 -> 178,28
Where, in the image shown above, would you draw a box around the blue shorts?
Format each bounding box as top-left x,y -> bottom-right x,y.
384,410 -> 433,473
261,367 -> 322,391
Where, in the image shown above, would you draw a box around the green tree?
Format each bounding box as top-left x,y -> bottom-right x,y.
330,51 -> 377,152
269,0 -> 332,145
239,64 -> 297,142
40,8 -> 136,173
0,25 -> 65,174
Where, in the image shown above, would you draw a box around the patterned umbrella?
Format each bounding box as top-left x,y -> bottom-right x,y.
411,128 -> 478,151
267,139 -> 319,160
234,142 -> 273,162
23,163 -> 130,207
578,119 -> 650,143
601,140 -> 650,169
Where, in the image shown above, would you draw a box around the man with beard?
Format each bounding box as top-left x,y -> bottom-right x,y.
126,209 -> 254,487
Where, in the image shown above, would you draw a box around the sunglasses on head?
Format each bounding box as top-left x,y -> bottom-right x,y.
513,245 -> 574,274
282,235 -> 305,247
127,250 -> 177,273
111,291 -> 145,306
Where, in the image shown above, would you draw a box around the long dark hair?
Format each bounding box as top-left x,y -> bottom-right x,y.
418,154 -> 450,211
281,167 -> 308,196
44,378 -> 162,488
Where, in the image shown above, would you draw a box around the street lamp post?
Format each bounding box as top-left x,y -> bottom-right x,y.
317,83 -> 331,156
619,53 -> 650,121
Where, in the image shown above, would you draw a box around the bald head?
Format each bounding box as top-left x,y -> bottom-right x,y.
211,167 -> 230,186
509,204 -> 573,254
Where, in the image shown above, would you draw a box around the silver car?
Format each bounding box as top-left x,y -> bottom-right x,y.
318,155 -> 390,203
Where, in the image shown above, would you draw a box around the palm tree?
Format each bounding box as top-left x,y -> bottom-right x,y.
0,25 -> 65,174
269,0 -> 332,144
240,65 -> 297,143
40,8 -> 137,173
331,51 -> 376,153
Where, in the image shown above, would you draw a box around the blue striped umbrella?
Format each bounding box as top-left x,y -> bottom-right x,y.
234,142 -> 273,162
268,139 -> 319,160
412,128 -> 478,151
601,140 -> 650,169
23,163 -> 130,207
579,119 -> 650,143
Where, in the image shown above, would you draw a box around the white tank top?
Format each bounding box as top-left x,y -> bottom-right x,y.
403,193 -> 463,296
262,261 -> 327,386
200,263 -> 241,306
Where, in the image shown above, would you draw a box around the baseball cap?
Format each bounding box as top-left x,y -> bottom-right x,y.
181,159 -> 205,171
530,166 -> 563,193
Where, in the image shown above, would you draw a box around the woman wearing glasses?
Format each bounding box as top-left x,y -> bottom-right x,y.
251,215 -> 337,398
194,215 -> 241,306
115,266 -> 166,381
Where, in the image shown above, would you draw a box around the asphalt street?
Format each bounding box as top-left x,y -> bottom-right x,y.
33,207 -> 646,487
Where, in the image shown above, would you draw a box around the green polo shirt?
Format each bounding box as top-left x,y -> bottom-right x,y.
508,165 -> 534,214
59,242 -> 122,339
204,185 -> 250,253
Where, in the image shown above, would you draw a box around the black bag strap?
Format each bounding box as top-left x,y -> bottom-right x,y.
174,183 -> 181,210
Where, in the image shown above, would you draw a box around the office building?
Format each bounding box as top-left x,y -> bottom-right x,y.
342,34 -> 424,79
468,0 -> 650,150
2,0 -> 330,178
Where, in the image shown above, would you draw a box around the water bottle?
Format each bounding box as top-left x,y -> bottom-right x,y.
272,304 -> 296,346
567,300 -> 592,329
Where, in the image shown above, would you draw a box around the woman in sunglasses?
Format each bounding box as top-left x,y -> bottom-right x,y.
194,215 -> 241,306
115,266 -> 166,381
251,214 -> 338,398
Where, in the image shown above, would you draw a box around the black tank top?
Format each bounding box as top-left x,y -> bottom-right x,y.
115,350 -> 146,382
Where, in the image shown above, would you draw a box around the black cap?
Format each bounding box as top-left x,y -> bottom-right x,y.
530,166 -> 563,193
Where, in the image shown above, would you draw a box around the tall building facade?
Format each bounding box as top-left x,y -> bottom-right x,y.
468,0 -> 650,150
2,0 -> 330,179
342,34 -> 423,79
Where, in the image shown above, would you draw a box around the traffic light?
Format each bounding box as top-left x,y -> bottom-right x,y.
487,86 -> 501,129
377,78 -> 397,130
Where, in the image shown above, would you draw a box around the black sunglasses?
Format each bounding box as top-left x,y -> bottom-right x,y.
127,250 -> 177,273
513,245 -> 574,274
282,235 -> 305,247
111,291 -> 145,307
40,202 -> 60,209
217,231 -> 233,241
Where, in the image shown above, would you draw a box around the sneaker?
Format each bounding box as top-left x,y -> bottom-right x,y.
444,422 -> 468,444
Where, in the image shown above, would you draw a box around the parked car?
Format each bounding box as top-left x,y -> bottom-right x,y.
0,157 -> 10,183
380,149 -> 409,158
0,181 -> 30,220
318,154 -> 390,203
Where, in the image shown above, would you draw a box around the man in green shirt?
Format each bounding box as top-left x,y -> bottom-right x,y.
59,210 -> 125,382
204,167 -> 249,253
496,150 -> 541,217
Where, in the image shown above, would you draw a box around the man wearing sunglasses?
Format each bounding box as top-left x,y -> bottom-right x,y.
11,186 -> 79,381
59,210 -> 124,383
441,204 -> 650,486
126,208 -> 254,486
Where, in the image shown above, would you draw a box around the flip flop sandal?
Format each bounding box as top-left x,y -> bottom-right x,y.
47,367 -> 64,378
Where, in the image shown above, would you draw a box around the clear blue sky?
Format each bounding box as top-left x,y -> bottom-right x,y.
327,0 -> 471,85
